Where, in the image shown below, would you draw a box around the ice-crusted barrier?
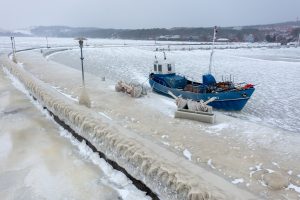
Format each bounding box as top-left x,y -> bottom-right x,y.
0,54 -> 258,200
1,65 -> 150,200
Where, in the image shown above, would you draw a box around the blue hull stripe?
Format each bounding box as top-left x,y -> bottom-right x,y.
149,79 -> 255,111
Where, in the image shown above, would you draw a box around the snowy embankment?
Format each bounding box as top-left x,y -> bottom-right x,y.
0,55 -> 258,199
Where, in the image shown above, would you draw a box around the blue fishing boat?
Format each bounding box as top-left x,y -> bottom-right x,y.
149,27 -> 255,111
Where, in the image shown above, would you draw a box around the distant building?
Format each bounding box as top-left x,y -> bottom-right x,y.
244,34 -> 255,43
287,42 -> 298,46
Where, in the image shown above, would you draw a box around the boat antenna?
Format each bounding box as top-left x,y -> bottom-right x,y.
163,51 -> 166,60
208,26 -> 217,74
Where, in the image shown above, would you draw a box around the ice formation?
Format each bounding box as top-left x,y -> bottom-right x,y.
78,87 -> 91,108
1,55 -> 258,200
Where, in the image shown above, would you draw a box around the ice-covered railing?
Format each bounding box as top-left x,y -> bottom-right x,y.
0,53 -> 258,200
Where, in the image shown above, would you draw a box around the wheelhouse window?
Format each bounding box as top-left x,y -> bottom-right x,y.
158,64 -> 162,72
154,64 -> 157,71
167,64 -> 172,71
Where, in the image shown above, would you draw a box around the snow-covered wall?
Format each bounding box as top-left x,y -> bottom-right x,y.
0,54 -> 257,200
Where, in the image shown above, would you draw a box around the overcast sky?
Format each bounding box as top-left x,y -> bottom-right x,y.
1,0 -> 300,30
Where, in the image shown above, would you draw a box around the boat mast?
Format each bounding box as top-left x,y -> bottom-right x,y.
208,26 -> 217,74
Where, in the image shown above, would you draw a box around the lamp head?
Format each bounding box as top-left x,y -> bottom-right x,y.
79,40 -> 83,48
75,37 -> 87,48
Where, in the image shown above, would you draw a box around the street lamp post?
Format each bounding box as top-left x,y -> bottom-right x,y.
10,36 -> 17,63
79,39 -> 85,86
13,37 -> 16,54
75,37 -> 91,108
10,36 -> 14,53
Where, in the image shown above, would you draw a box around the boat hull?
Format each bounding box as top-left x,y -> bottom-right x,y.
149,79 -> 255,111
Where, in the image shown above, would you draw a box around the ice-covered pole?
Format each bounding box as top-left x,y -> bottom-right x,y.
75,37 -> 91,108
10,37 -> 14,54
79,39 -> 85,86
10,36 -> 17,63
13,37 -> 16,53
208,26 -> 217,74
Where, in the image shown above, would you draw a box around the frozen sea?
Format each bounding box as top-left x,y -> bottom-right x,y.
48,42 -> 300,134
1,36 -> 299,132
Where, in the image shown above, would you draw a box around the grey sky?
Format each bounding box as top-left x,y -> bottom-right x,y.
1,0 -> 299,30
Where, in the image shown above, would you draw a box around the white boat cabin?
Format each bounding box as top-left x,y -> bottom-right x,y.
152,58 -> 176,74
